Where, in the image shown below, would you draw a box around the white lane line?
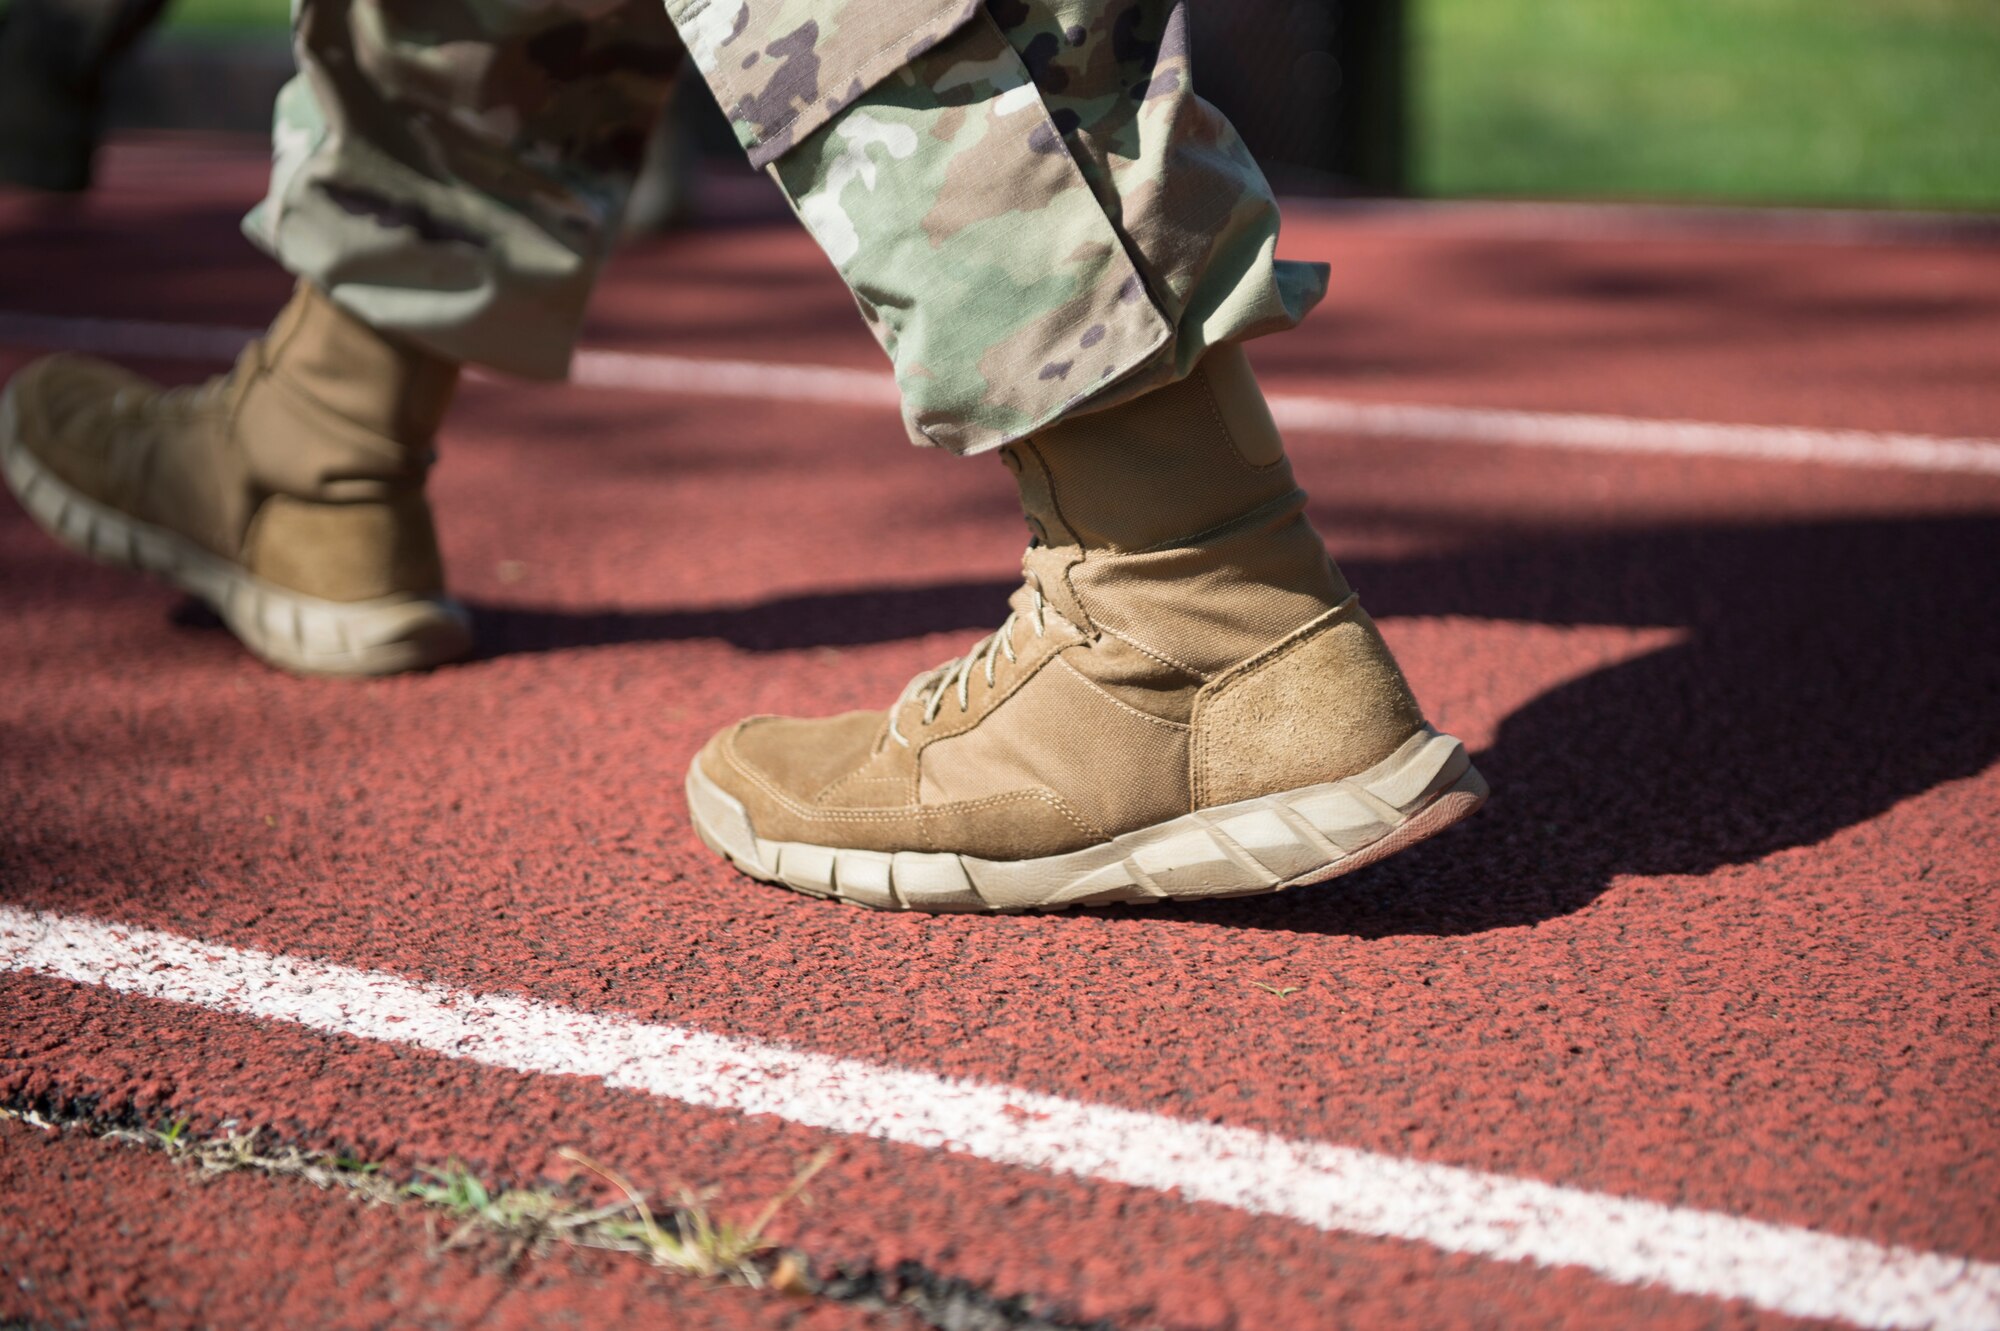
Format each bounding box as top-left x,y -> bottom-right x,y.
3,311 -> 1999,476
4,905 -> 1996,1331
569,344 -> 898,407
1262,396 -> 2000,476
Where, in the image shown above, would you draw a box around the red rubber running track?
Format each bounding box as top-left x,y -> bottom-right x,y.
2,135 -> 1997,1330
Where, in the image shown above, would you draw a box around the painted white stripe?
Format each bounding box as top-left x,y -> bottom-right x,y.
3,905 -> 1995,1331
3,311 -> 1998,476
1262,396 -> 2000,476
569,344 -> 897,406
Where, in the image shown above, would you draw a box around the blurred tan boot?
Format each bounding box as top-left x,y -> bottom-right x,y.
687,345 -> 1486,912
0,283 -> 473,675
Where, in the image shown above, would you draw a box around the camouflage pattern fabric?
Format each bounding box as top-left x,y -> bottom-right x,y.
244,0 -> 684,378
667,0 -> 984,168
248,0 -> 1325,451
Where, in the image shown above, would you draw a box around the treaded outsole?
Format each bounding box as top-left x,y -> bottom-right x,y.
685,726 -> 1489,914
0,381 -> 474,677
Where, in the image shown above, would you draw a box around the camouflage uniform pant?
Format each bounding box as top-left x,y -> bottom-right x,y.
247,0 -> 1327,453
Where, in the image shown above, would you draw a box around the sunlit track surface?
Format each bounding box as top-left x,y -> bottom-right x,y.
5,906 -> 1998,1331
3,135 -> 1998,1331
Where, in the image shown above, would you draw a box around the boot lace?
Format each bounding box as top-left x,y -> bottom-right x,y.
887,583 -> 1053,747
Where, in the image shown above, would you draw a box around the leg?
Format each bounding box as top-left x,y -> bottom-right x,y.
623,79 -> 705,235
0,0 -> 175,191
245,0 -> 685,377
1,0 -> 684,674
675,1 -> 1486,909
678,0 -> 1326,454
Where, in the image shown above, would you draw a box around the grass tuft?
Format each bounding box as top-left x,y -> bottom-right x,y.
561,1146 -> 834,1282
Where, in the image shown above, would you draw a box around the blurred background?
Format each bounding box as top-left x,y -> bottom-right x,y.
22,0 -> 1995,210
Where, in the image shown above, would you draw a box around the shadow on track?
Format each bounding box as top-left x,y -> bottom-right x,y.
157,513 -> 2000,939
462,579 -> 1018,656
1192,512 -> 2000,937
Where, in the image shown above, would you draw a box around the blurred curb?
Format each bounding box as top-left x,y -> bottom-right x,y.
106,33 -> 292,136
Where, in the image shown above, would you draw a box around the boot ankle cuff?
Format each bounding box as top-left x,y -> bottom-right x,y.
233,365 -> 436,501
1012,346 -> 1299,552
264,282 -> 459,444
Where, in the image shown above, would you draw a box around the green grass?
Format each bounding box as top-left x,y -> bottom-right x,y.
161,0 -> 285,32
1416,0 -> 2000,208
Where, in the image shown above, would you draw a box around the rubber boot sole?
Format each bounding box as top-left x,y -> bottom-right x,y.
686,725 -> 1488,913
1,385 -> 474,677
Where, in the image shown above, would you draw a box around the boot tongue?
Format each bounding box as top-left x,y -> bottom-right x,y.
1017,539 -> 1093,638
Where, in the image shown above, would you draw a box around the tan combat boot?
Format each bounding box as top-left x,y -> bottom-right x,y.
0,283 -> 473,675
686,345 -> 1487,912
